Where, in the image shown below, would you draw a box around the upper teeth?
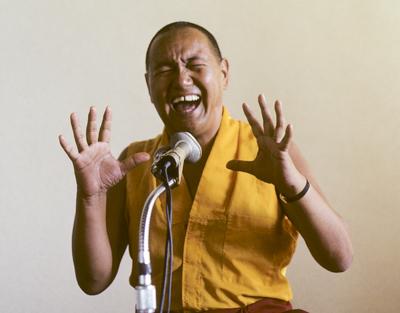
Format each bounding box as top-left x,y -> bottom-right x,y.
172,95 -> 200,104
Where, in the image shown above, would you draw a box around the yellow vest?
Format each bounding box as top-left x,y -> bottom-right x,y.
125,108 -> 298,311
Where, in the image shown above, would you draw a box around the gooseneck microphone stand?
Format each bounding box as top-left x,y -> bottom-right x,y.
135,177 -> 177,313
134,132 -> 202,313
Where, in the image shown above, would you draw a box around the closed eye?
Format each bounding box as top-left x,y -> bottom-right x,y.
154,66 -> 174,76
188,63 -> 206,70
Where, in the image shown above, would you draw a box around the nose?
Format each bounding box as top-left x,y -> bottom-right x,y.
176,67 -> 193,87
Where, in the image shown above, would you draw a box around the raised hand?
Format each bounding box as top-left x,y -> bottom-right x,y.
59,106 -> 150,198
226,94 -> 305,196
227,95 -> 354,271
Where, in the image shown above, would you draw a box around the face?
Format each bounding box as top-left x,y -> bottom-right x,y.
145,27 -> 229,147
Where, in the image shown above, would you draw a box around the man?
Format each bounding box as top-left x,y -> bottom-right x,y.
59,21 -> 353,312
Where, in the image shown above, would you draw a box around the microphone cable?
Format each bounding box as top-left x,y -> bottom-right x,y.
159,164 -> 174,313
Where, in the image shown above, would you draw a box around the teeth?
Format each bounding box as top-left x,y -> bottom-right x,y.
172,94 -> 200,104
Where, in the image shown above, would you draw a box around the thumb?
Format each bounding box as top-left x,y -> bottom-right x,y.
120,152 -> 151,175
226,160 -> 255,175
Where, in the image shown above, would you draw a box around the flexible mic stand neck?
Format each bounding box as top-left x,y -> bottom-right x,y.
135,132 -> 202,312
135,178 -> 177,313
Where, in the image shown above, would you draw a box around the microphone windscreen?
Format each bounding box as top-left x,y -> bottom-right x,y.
169,132 -> 202,163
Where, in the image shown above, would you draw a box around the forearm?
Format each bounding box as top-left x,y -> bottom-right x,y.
72,192 -> 113,294
281,182 -> 353,272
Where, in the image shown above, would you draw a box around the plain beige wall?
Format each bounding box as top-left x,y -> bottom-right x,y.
1,1 -> 399,312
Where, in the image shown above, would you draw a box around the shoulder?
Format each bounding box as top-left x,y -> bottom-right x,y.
229,115 -> 257,149
225,113 -> 254,139
217,112 -> 258,159
222,109 -> 245,128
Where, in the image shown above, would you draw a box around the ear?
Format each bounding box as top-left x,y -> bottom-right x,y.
220,58 -> 230,89
144,72 -> 153,102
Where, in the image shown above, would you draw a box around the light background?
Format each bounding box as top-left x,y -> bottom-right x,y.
1,1 -> 399,312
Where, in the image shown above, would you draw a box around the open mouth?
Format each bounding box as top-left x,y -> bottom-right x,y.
171,94 -> 201,114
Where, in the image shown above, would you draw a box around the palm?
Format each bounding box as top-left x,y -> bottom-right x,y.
227,95 -> 295,189
59,107 -> 149,198
252,135 -> 289,184
73,142 -> 124,196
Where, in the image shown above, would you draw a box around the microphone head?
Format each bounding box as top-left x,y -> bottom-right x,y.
170,132 -> 202,163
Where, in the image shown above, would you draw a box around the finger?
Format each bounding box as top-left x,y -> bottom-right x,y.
70,112 -> 88,152
120,152 -> 151,175
226,159 -> 255,175
274,100 -> 286,142
99,106 -> 112,143
280,124 -> 293,151
58,135 -> 80,161
86,106 -> 98,145
258,94 -> 274,137
242,103 -> 263,137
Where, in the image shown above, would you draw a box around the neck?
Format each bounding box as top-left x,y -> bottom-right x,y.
196,123 -> 221,151
183,136 -> 215,199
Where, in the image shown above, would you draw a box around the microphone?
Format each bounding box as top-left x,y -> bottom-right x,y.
151,132 -> 202,183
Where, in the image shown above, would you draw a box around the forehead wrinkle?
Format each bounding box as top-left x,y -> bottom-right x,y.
148,30 -> 213,69
164,42 -> 205,63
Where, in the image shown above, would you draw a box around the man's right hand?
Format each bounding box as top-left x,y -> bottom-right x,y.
59,106 -> 150,199
59,106 -> 150,294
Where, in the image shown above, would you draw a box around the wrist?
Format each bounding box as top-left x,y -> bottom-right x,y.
77,187 -> 106,200
276,170 -> 306,196
76,190 -> 107,210
278,177 -> 310,204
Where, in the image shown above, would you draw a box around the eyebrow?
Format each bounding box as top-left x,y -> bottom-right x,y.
152,61 -> 173,68
151,56 -> 208,70
186,56 -> 208,62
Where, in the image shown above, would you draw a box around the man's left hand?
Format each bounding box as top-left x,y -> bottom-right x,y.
226,94 -> 305,197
